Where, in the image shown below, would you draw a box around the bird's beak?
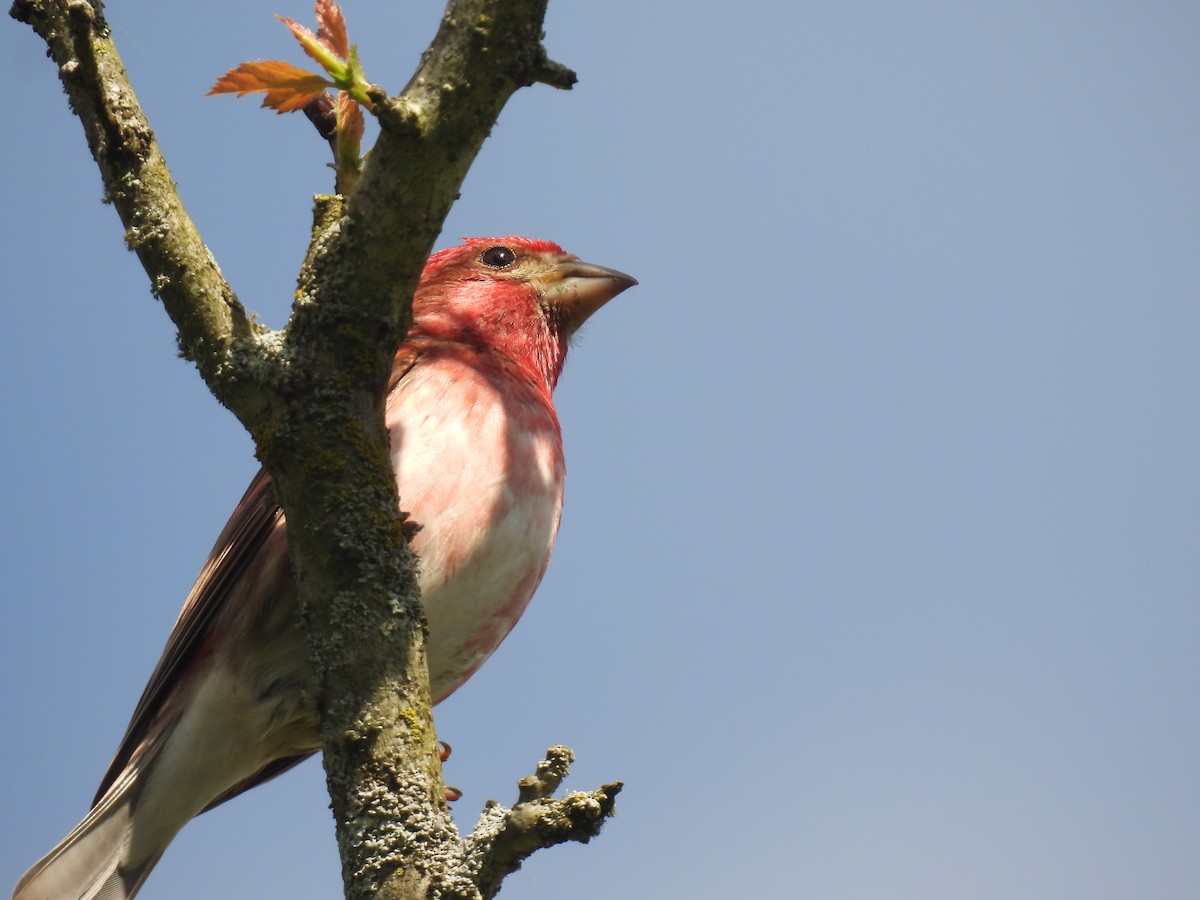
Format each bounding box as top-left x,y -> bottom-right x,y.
541,255 -> 638,332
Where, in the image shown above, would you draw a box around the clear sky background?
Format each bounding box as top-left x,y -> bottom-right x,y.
3,2 -> 1198,898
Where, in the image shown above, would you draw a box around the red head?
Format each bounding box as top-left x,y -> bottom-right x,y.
411,237 -> 636,388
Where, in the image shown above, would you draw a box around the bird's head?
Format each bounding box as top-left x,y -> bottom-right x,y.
411,236 -> 637,388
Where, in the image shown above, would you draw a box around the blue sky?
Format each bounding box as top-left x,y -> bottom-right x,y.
3,2 -> 1198,898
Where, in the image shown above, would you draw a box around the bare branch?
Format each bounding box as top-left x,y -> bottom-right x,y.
268,11 -> 580,889
464,748 -> 623,899
518,744 -> 577,803
9,0 -> 267,420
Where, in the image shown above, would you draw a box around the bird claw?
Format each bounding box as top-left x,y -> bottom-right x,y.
438,741 -> 461,801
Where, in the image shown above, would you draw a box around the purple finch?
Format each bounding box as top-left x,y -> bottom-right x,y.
13,237 -> 636,900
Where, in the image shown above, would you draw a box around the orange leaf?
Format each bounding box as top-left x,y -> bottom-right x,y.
208,61 -> 331,113
315,0 -> 350,59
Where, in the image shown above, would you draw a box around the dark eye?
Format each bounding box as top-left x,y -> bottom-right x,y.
481,245 -> 516,269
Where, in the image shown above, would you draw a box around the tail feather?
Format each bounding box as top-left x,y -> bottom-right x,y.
13,773 -> 156,900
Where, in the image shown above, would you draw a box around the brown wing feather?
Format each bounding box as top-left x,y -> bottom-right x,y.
93,346 -> 424,810
93,468 -> 283,806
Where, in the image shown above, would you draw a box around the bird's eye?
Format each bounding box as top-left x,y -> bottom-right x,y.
481,246 -> 516,269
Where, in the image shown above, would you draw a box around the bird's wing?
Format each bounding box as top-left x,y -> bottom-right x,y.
93,467 -> 284,806
92,344 -> 427,809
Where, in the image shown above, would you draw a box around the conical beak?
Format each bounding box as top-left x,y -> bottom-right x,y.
542,255 -> 638,332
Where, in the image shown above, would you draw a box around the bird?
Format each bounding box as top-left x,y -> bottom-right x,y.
12,236 -> 636,900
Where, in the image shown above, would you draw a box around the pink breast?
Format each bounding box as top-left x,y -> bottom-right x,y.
386,347 -> 565,701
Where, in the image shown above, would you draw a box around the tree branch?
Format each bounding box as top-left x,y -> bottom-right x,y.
465,748 -> 623,900
263,5 -> 582,895
9,0 -> 270,421
13,0 -> 618,897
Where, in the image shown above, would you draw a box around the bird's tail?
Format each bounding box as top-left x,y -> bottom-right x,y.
12,771 -> 159,900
